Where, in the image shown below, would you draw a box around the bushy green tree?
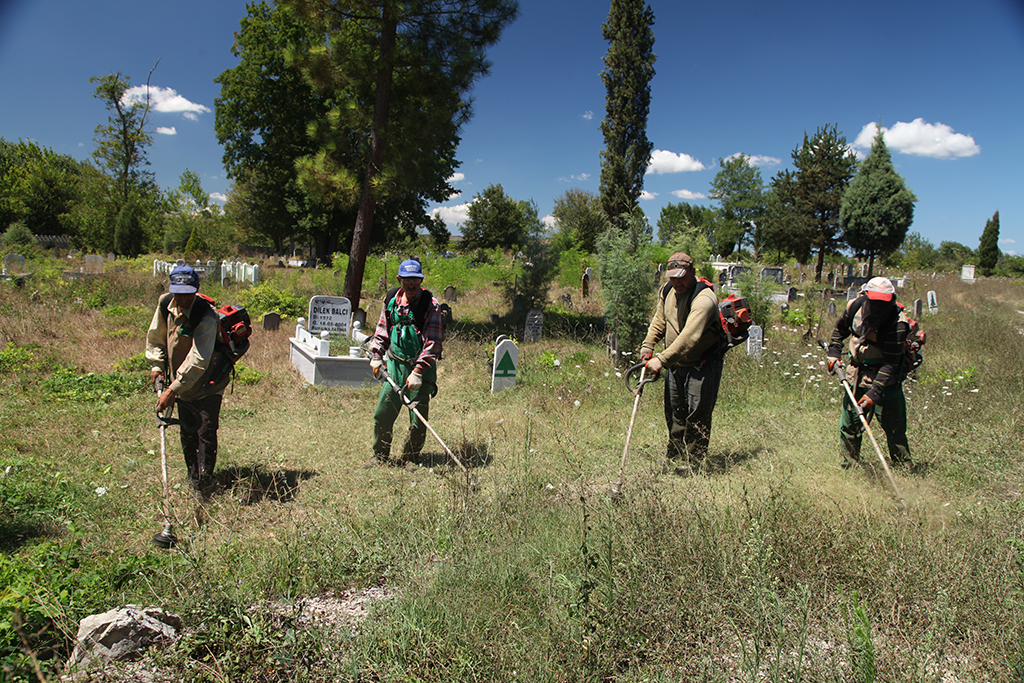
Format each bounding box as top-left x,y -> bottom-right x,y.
551,188 -> 608,254
1,221 -> 35,248
599,0 -> 656,225
215,2 -> 330,256
840,128 -> 916,276
89,69 -> 164,254
937,241 -> 974,267
461,184 -> 541,251
281,0 -> 518,311
977,211 -> 1000,276
884,231 -> 937,270
708,155 -> 765,256
0,138 -> 86,235
761,171 -> 811,263
778,124 -> 858,282
656,201 -> 716,249
598,208 -> 655,364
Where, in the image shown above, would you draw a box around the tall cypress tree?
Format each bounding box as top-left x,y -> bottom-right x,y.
840,127 -> 917,276
977,210 -> 1001,276
598,0 -> 656,226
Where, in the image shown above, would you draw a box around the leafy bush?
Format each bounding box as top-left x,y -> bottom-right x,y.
1,222 -> 36,249
237,282 -> 306,320
597,214 -> 656,362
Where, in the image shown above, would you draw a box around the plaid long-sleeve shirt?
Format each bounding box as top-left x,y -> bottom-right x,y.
368,289 -> 443,375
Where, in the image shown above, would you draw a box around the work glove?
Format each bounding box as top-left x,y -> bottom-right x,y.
827,357 -> 839,374
370,358 -> 383,378
640,348 -> 653,362
645,356 -> 663,376
857,394 -> 875,413
406,372 -> 423,390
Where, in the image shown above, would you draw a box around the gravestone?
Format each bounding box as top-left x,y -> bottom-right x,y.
84,254 -> 104,274
826,272 -> 835,287
491,337 -> 519,393
760,267 -> 784,284
262,312 -> 281,331
828,300 -> 837,317
927,291 -> 938,314
746,324 -> 763,361
3,254 -> 25,273
780,303 -> 789,316
107,252 -> 115,261
961,264 -> 976,283
524,308 -> 543,342
581,272 -> 590,299
351,308 -> 367,331
585,267 -> 594,280
787,286 -> 797,302
800,272 -> 806,284
443,284 -> 457,302
861,263 -> 869,277
846,284 -> 858,301
307,295 -> 351,335
438,303 -> 453,331
913,299 -> 923,318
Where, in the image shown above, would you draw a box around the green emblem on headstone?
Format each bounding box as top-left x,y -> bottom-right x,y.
495,350 -> 516,377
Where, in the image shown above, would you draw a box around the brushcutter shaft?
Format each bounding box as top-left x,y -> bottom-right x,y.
379,368 -> 467,473
817,339 -> 907,510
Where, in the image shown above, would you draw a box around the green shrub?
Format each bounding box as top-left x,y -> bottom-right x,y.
41,367 -> 149,402
237,282 -> 306,320
1,222 -> 36,249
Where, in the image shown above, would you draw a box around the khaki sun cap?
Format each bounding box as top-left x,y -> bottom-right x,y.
666,252 -> 694,278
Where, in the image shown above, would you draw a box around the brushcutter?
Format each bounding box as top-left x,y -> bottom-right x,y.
377,366 -> 468,475
152,378 -> 179,549
611,362 -> 660,500
816,339 -> 908,510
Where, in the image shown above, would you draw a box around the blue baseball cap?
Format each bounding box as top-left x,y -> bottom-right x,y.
169,265 -> 200,293
398,259 -> 424,278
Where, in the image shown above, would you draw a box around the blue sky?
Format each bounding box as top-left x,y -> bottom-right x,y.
1,0 -> 1022,255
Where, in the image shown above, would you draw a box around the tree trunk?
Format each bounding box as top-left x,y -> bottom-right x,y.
342,9 -> 397,312
814,247 -> 825,284
867,251 -> 875,278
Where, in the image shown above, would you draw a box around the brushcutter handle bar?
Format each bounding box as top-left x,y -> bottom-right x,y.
625,362 -> 659,397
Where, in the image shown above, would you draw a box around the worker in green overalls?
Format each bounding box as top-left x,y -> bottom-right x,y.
368,259 -> 443,466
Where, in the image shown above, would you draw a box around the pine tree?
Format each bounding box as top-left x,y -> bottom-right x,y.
977,211 -> 1001,276
598,0 -> 656,225
840,127 -> 917,276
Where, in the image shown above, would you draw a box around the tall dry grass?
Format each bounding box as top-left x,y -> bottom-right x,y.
1,256 -> 1022,682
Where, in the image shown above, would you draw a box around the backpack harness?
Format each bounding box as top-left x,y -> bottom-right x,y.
845,295 -> 924,379
659,278 -> 753,361
158,293 -> 252,390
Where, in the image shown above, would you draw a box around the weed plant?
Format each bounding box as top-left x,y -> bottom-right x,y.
0,254 -> 1022,681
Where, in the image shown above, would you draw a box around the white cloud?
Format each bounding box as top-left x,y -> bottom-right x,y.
448,172 -> 465,183
671,189 -> 706,200
209,192 -> 227,203
640,190 -> 658,200
155,126 -> 176,135
582,110 -> 593,120
431,202 -> 471,225
854,119 -> 980,159
121,85 -> 211,119
724,152 -> 781,167
557,173 -> 591,183
1001,238 -> 1016,245
542,214 -> 556,228
647,149 -> 706,174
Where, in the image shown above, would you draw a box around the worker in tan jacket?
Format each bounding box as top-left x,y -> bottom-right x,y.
640,252 -> 726,475
146,265 -> 229,491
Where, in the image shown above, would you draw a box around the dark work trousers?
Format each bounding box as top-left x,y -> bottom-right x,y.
178,393 -> 222,484
839,382 -> 912,467
373,382 -> 429,461
663,359 -> 723,464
